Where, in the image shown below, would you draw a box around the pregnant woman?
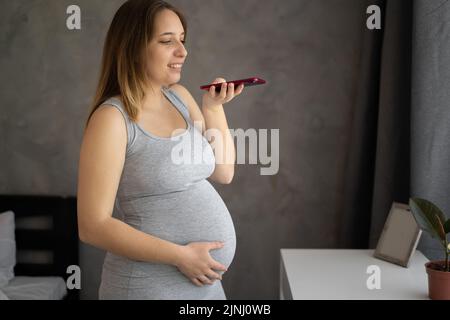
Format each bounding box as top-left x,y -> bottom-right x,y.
77,0 -> 244,299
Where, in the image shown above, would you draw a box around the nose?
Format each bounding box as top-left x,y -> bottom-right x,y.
176,42 -> 188,58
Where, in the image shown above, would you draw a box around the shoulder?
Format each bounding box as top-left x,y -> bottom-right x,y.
169,83 -> 190,98
168,84 -> 195,109
79,105 -> 127,174
86,104 -> 127,140
91,103 -> 125,125
168,83 -> 203,116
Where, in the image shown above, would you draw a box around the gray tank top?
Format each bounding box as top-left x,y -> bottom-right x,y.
100,86 -> 216,198
97,86 -> 237,300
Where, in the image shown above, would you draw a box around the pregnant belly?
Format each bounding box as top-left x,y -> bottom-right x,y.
120,180 -> 237,269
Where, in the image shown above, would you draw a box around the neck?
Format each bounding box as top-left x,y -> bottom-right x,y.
141,85 -> 167,112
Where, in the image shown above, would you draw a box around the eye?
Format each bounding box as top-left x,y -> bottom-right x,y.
161,40 -> 186,45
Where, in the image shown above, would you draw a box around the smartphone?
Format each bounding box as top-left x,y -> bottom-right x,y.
200,77 -> 266,92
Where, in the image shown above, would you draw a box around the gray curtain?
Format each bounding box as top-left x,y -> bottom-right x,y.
338,0 -> 413,249
412,0 -> 450,261
339,0 -> 450,262
369,0 -> 412,248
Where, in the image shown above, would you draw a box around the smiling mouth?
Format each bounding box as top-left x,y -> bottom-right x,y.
168,64 -> 183,70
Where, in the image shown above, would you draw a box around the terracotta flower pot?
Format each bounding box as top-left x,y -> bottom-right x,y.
425,260 -> 450,300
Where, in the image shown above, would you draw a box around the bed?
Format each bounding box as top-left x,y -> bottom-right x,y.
0,195 -> 79,300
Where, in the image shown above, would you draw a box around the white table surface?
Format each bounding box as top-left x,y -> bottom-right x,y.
280,249 -> 429,300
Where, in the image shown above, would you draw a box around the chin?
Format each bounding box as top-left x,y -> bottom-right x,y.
167,79 -> 180,87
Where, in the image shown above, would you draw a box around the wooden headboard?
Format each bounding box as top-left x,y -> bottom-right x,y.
0,195 -> 79,299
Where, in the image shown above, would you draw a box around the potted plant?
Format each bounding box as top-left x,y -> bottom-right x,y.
409,198 -> 450,300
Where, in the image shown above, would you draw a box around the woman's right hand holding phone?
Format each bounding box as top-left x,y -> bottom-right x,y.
175,241 -> 228,287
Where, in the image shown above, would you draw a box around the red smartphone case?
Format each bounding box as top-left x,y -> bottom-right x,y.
200,77 -> 266,92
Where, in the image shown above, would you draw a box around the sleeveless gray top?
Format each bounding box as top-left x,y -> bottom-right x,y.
97,86 -> 236,300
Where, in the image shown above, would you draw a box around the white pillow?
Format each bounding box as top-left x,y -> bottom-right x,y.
0,211 -> 16,288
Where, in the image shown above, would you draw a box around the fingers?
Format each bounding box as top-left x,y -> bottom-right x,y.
192,275 -> 212,287
207,77 -> 244,102
192,278 -> 203,287
217,82 -> 244,100
198,275 -> 214,285
220,82 -> 227,99
211,78 -> 226,97
212,81 -> 227,98
235,83 -> 244,95
190,265 -> 227,287
208,242 -> 228,272
209,84 -> 217,98
206,270 -> 223,281
210,241 -> 225,250
211,261 -> 228,272
226,83 -> 235,100
193,270 -> 222,287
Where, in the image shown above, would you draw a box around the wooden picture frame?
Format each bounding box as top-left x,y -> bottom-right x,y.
374,202 -> 422,268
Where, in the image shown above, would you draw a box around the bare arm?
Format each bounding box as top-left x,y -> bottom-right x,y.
201,104 -> 236,184
77,106 -> 182,266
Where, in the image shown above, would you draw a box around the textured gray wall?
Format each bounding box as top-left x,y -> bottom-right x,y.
1,0 -> 368,299
412,0 -> 450,262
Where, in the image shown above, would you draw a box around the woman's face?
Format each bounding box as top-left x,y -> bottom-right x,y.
145,9 -> 188,88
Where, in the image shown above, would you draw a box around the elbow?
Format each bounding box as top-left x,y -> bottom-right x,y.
78,224 -> 103,246
209,166 -> 234,184
77,216 -> 106,245
78,225 -> 92,244
221,171 -> 234,184
224,174 -> 234,184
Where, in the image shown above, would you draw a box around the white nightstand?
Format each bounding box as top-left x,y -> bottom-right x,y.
280,249 -> 429,300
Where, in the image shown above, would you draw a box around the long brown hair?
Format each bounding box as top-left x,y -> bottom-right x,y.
85,0 -> 187,128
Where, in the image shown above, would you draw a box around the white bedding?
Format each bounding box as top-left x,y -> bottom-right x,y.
0,288 -> 9,300
1,276 -> 67,300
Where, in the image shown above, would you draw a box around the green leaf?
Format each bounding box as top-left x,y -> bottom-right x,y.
432,214 -> 447,242
444,219 -> 450,234
409,198 -> 447,242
